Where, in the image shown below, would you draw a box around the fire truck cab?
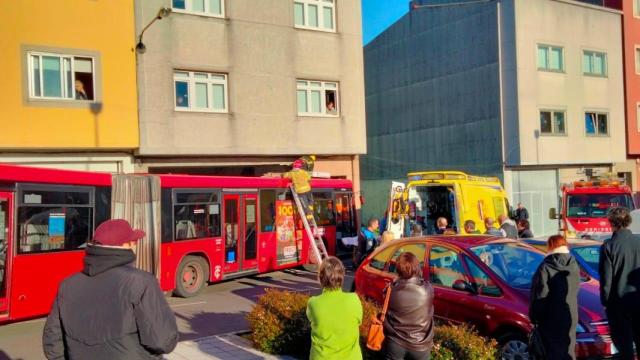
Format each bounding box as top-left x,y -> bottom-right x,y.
550,179 -> 635,239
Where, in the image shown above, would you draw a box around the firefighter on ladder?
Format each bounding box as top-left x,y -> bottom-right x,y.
284,155 -> 316,221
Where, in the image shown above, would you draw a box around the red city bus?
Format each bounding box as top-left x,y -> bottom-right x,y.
0,164 -> 357,323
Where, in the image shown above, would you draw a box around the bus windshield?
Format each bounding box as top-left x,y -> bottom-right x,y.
566,193 -> 634,218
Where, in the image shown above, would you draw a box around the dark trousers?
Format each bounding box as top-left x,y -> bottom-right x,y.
607,307 -> 640,360
298,192 -> 314,218
383,339 -> 430,360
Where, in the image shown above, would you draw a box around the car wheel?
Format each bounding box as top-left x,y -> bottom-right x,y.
174,255 -> 209,298
499,333 -> 529,360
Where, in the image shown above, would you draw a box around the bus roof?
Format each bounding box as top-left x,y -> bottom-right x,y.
0,163 -> 353,190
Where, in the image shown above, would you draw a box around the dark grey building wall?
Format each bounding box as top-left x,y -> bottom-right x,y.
361,1 -> 503,181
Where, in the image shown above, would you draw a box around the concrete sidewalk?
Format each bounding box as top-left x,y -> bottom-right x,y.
165,333 -> 297,360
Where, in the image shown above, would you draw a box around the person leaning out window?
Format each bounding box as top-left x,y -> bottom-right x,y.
383,252 -> 434,360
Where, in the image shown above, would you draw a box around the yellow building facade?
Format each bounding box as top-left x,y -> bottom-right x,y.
0,0 -> 138,171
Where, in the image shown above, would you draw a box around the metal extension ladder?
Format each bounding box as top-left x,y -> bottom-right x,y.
289,184 -> 329,264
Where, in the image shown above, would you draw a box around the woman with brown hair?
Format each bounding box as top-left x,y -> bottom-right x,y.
383,252 -> 434,360
529,235 -> 580,360
306,257 -> 362,360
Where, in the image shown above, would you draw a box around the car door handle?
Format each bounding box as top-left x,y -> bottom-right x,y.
483,304 -> 495,311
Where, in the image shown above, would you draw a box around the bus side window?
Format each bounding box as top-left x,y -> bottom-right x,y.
173,190 -> 221,240
260,190 -> 276,232
17,185 -> 94,253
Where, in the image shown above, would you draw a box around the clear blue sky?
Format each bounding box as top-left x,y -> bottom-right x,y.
362,0 -> 409,45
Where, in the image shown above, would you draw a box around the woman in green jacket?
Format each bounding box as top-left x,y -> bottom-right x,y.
306,257 -> 363,360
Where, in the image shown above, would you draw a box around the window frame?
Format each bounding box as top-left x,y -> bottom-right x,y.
16,183 -> 96,254
582,50 -> 608,77
293,0 -> 337,33
171,0 -> 225,18
173,70 -> 229,113
536,44 -> 565,73
23,46 -> 101,107
172,188 -> 222,241
635,45 -> 640,75
584,111 -> 610,137
539,109 -> 567,136
296,79 -> 340,117
637,102 -> 640,133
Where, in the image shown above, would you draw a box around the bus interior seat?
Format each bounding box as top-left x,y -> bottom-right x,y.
176,220 -> 196,239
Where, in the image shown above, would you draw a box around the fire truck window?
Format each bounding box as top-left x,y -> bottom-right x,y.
260,190 -> 276,232
17,186 -> 93,253
313,192 -> 335,226
173,190 -> 221,240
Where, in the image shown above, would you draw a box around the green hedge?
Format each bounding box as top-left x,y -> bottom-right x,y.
247,289 -> 497,360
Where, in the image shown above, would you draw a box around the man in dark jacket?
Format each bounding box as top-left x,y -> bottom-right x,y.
599,207 -> 640,360
514,203 -> 529,222
43,219 -> 178,360
530,235 -> 580,360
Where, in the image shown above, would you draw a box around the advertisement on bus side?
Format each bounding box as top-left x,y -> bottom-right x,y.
276,200 -> 299,264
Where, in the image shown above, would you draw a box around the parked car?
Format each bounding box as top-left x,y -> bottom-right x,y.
354,235 -> 617,360
521,238 -> 602,281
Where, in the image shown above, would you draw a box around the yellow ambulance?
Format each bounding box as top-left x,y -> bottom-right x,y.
402,171 -> 510,235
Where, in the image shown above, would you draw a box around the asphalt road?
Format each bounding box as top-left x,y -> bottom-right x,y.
0,268 -> 355,360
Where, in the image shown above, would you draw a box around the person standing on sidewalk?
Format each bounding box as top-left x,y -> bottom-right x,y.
514,203 -> 529,222
599,207 -> 640,360
498,214 -> 518,240
43,219 -> 178,360
307,256 -> 362,360
529,235 -> 579,360
383,252 -> 434,360
355,218 -> 380,266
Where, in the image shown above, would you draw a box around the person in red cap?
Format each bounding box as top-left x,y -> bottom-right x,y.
43,219 -> 178,360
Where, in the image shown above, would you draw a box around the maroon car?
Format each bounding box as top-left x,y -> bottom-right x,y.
354,235 -> 618,359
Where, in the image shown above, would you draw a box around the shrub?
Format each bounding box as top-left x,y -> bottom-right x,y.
247,289 -> 497,360
434,324 -> 497,360
246,289 -> 311,357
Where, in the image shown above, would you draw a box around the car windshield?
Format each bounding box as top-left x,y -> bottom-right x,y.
567,193 -> 634,218
572,245 -> 600,274
470,243 -> 544,289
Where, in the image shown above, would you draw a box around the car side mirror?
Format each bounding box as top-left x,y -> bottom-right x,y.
549,208 -> 558,220
452,280 -> 476,294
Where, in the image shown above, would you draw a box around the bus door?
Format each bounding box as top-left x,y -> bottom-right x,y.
334,191 -> 357,256
223,193 -> 258,273
0,192 -> 12,315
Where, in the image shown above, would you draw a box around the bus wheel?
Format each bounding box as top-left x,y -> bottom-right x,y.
174,256 -> 209,298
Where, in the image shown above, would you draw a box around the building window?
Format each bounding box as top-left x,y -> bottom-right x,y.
540,110 -> 566,135
294,0 -> 336,32
583,51 -> 607,77
585,112 -> 608,136
537,45 -> 564,72
635,46 -> 640,74
637,102 -> 640,132
297,80 -> 339,116
635,0 -> 640,17
172,0 -> 224,17
28,52 -> 95,101
174,71 -> 227,112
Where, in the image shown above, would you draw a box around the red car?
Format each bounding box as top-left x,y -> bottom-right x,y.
354,235 -> 617,360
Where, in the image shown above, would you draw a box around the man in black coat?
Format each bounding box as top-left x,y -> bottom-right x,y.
514,203 -> 529,222
43,219 -> 178,360
530,235 -> 580,360
599,207 -> 640,360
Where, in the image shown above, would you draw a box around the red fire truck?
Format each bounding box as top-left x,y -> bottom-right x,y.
550,179 -> 635,239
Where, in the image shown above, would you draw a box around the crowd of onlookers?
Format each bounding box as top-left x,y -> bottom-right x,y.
39,205 -> 640,360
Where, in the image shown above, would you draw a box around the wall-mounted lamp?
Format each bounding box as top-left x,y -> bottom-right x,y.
136,7 -> 172,54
